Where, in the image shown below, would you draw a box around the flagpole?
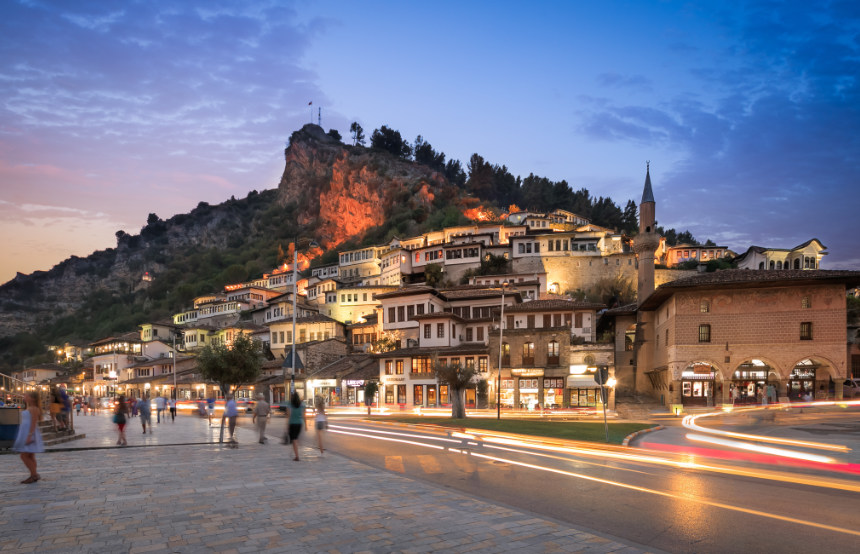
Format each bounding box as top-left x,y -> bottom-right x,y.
309,101 -> 313,124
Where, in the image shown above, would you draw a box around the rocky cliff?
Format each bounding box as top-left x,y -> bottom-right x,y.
278,124 -> 452,250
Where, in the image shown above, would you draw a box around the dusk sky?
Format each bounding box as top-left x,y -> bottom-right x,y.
1,0 -> 858,285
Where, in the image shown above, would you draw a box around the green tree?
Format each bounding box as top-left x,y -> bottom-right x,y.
433,359 -> 478,418
327,129 -> 342,141
196,333 -> 263,441
414,135 -> 446,171
424,263 -> 444,287
371,125 -> 412,159
621,200 -> 638,235
349,122 -> 366,145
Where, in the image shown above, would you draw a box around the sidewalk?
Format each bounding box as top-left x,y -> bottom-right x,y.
2,412 -> 652,553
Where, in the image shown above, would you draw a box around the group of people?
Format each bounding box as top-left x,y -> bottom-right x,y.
231,391 -> 327,461
111,394 -> 178,445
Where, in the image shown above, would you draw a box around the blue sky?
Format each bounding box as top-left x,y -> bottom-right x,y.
1,0 -> 858,284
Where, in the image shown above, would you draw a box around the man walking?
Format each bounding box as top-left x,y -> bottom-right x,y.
155,394 -> 166,423
224,394 -> 238,442
252,393 -> 271,444
138,395 -> 152,434
168,396 -> 177,422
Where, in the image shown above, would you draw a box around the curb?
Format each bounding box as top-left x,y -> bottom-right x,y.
622,424 -> 663,447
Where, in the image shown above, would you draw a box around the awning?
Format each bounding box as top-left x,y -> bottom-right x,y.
567,376 -> 598,388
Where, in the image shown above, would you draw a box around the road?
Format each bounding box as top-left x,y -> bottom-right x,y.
315,415 -> 860,554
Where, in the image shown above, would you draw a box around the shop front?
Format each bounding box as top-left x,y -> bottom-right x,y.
680,363 -> 716,406
730,361 -> 773,404
788,361 -> 816,401
567,375 -> 601,408
498,379 -> 515,408
307,378 -> 339,406
344,379 -> 365,406
543,377 -> 564,409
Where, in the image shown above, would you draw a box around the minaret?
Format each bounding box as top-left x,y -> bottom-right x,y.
633,162 -> 659,302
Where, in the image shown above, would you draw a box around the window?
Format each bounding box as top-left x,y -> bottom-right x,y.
271,332 -> 277,344
547,340 -> 559,365
574,313 -> 583,328
522,342 -> 535,365
700,301 -> 709,313
801,296 -> 810,309
698,324 -> 711,343
800,322 -> 813,340
553,314 -> 562,327
407,305 -> 414,319
397,306 -> 405,322
543,314 -> 552,327
412,357 -> 432,373
527,315 -> 535,328
413,385 -> 423,406
286,330 -> 292,344
506,315 -> 514,329
279,331 -> 285,344
395,360 -> 404,375
388,307 -> 395,323
478,357 -> 488,372
385,360 -> 393,375
466,327 -> 473,341
501,343 -> 510,366
424,324 -> 431,339
417,304 -> 425,315
665,330 -> 669,346
465,357 -> 475,370
477,327 -> 484,342
437,323 -> 444,338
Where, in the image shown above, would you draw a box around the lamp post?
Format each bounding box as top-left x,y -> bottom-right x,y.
496,281 -> 509,420
285,238 -> 318,402
172,334 -> 178,401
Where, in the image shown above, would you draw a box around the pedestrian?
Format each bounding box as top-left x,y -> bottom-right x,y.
286,393 -> 306,461
114,394 -> 128,446
207,396 -> 215,425
155,394 -> 166,423
49,390 -> 64,431
314,396 -> 327,455
75,398 -> 81,416
82,397 -> 88,416
131,397 -> 138,418
89,395 -> 97,415
13,391 -> 45,484
252,393 -> 271,444
224,394 -> 238,442
168,396 -> 177,422
138,395 -> 151,434
58,387 -> 71,430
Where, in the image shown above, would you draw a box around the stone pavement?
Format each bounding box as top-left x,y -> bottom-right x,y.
1,412 -> 654,553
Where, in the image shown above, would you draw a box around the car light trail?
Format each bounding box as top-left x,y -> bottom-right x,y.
681,411 -> 852,452
685,433 -> 837,463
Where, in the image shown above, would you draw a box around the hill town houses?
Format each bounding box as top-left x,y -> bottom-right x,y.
24,168 -> 859,414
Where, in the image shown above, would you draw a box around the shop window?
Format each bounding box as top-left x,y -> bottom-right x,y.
698,324 -> 711,343
385,388 -> 394,404
501,343 -> 510,366
800,322 -> 813,340
413,385 -> 423,406
397,385 -> 406,404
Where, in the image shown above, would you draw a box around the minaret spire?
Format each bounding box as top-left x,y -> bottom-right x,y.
633,162 -> 658,302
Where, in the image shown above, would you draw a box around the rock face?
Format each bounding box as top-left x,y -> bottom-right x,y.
278,124 -> 449,250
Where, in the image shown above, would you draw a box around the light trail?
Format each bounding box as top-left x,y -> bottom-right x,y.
330,424 -> 860,537
333,424 -> 860,493
681,403 -> 859,452
685,433 -> 837,463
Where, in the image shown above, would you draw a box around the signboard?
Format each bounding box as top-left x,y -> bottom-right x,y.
344,380 -> 365,387
382,377 -> 406,384
310,379 -> 337,387
511,368 -> 544,377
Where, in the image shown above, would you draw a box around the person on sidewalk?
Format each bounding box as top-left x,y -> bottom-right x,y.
314,397 -> 327,455
114,395 -> 128,446
49,390 -> 64,431
168,396 -> 177,422
252,393 -> 271,444
13,391 -> 45,484
155,394 -> 166,423
224,394 -> 238,442
138,395 -> 152,434
207,396 -> 215,425
287,393 -> 306,461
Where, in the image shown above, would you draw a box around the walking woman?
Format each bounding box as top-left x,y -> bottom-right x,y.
314,397 -> 327,455
287,393 -> 306,461
13,391 -> 45,484
114,395 -> 128,446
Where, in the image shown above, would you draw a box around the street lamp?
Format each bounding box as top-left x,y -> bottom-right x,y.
497,281 -> 509,420
285,238 -> 319,401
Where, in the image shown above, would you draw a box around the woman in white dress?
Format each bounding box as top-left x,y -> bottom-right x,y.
13,391 -> 45,484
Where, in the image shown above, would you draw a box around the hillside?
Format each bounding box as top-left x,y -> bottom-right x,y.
0,125 -> 474,368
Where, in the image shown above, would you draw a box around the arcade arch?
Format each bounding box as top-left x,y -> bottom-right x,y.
786,357 -> 838,401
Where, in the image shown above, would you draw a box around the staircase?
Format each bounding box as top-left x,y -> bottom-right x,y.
40,419 -> 86,447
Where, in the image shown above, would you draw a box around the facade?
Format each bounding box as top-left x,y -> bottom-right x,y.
661,243 -> 731,267
733,239 -> 827,270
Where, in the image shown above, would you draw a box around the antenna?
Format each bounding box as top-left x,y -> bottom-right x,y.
318,107 -> 321,127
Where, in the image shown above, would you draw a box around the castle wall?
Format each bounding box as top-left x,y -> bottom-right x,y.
512,254 -> 638,295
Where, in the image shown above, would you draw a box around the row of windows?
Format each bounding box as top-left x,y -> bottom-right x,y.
352,333 -> 377,345
506,313 -> 581,329
384,356 -> 490,375
546,239 -> 597,252
446,247 -> 480,260
271,330 -> 331,344
387,303 -> 433,323
341,292 -> 374,303
759,257 -> 818,270
694,322 -> 813,344
499,340 -> 561,366
340,249 -> 378,264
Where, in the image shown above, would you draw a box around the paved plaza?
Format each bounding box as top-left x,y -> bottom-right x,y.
1,412 -> 651,553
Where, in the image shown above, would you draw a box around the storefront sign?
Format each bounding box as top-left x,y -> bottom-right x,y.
382,377 -> 406,384
309,379 -> 337,387
344,380 -> 364,387
512,368 -> 544,377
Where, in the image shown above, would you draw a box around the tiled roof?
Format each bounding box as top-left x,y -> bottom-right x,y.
502,299 -> 606,313
639,269 -> 860,310
307,354 -> 377,379
374,286 -> 439,300
603,302 -> 638,316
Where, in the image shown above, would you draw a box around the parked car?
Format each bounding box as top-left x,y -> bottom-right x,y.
843,379 -> 860,398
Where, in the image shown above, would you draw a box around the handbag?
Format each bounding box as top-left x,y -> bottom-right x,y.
112,414 -> 119,424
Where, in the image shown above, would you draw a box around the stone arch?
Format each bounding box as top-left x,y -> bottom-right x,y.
785,356 -> 841,400
787,355 -> 840,379
733,356 -> 784,379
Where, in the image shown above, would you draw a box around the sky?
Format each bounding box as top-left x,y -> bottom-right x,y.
1,0 -> 858,285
